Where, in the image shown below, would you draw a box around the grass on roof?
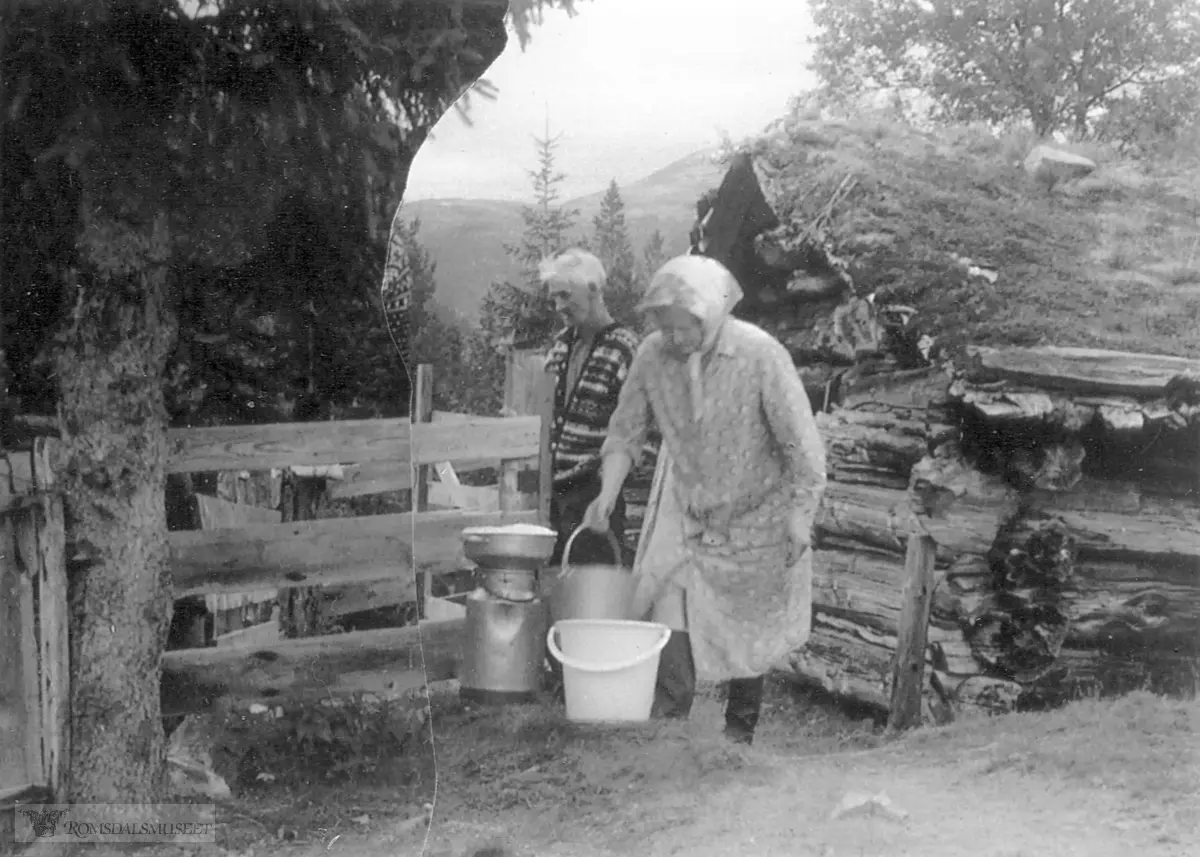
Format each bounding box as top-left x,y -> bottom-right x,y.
747,117 -> 1200,358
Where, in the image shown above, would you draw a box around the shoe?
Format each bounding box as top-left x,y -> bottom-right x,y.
723,676 -> 765,745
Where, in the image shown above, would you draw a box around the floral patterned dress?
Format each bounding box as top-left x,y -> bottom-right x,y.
601,318 -> 827,680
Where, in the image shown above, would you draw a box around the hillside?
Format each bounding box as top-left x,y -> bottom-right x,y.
404,149 -> 726,321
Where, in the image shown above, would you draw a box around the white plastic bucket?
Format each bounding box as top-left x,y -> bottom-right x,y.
546,619 -> 671,723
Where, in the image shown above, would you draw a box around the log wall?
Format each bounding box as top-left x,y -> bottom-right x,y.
789,352 -> 1200,721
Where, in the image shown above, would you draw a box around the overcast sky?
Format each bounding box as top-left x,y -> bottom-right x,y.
404,0 -> 817,202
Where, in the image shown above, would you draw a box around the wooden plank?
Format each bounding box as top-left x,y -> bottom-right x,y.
536,369 -> 555,527
887,534 -> 938,733
432,411 -> 512,424
329,455 -> 532,500
323,578 -> 415,618
411,417 -> 540,468
428,482 -> 498,511
434,461 -> 462,488
969,345 -> 1200,399
194,494 -> 282,529
159,619 -> 464,715
195,493 -> 282,633
328,459 -> 414,498
0,470 -> 37,795
0,458 -> 12,513
20,557 -> 40,793
500,354 -> 522,514
215,618 -> 281,650
424,596 -> 466,623
415,364 -> 434,620
413,364 -> 434,513
168,417 -> 410,473
5,452 -> 33,497
167,509 -> 538,598
501,351 -> 549,513
168,416 -> 539,475
31,439 -> 67,799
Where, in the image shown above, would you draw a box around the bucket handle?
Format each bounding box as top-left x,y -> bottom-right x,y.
546,621 -> 672,674
560,524 -> 625,581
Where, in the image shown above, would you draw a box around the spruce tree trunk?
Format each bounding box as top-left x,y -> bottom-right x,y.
53,211 -> 175,803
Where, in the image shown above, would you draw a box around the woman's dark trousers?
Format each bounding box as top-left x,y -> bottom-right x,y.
651,628 -> 767,745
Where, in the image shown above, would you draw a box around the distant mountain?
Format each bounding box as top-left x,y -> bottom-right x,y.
404,149 -> 726,322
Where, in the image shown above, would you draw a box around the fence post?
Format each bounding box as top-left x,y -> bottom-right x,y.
498,353 -> 519,514
413,364 -> 434,617
887,532 -> 938,733
31,439 -> 68,800
413,365 -> 434,512
535,369 -> 554,527
1,452 -> 41,798
499,350 -> 542,514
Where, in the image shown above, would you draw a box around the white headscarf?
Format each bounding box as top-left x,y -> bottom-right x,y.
639,255 -> 744,420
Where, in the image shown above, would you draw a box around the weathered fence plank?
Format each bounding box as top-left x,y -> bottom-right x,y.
194,494 -> 282,529
193,494 -> 281,643
15,441 -> 68,799
168,509 -> 539,598
160,619 -> 463,714
0,468 -> 36,799
888,534 -> 938,732
413,365 -> 434,513
167,416 -> 539,474
329,456 -> 528,500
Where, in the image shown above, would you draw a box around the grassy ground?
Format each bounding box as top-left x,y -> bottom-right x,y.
91,676 -> 1193,857
753,117 -> 1200,359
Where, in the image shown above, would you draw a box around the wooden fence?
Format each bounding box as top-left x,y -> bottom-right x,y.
0,442 -> 68,803
1,360 -> 554,801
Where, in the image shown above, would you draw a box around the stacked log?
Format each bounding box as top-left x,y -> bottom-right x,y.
776,348 -> 1200,722
681,147 -> 1200,722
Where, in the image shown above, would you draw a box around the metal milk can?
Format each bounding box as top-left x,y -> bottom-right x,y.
460,588 -> 549,704
458,523 -> 556,704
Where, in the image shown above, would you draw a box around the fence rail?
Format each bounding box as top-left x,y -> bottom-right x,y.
169,507 -> 539,600
166,414 -> 540,473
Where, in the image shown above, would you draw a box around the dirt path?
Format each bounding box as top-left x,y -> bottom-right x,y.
273,744 -> 1193,857
259,688 -> 1198,857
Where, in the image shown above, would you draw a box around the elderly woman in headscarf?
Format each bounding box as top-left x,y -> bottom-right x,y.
581,255 -> 827,745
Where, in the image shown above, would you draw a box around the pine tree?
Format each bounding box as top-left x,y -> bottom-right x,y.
511,128 -> 579,268
481,120 -> 578,349
592,179 -> 641,329
641,228 -> 668,280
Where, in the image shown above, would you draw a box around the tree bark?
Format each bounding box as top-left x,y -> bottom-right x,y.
53,210 -> 175,803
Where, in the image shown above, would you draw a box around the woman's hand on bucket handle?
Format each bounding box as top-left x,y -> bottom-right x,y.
581,494 -> 616,533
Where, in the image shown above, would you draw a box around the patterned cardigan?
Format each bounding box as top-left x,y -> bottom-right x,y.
544,323 -> 641,488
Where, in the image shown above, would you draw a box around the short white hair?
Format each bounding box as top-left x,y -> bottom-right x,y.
538,248 -> 607,291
